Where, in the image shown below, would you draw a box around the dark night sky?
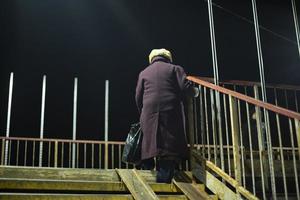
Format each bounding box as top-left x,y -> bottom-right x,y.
0,0 -> 299,141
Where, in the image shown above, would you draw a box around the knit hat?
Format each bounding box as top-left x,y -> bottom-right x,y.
148,48 -> 173,63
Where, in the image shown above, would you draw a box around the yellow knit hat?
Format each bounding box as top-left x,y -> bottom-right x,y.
148,48 -> 173,63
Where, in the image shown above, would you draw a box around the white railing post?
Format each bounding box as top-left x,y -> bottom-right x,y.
251,0 -> 277,193
72,77 -> 78,168
104,80 -> 109,169
291,0 -> 300,59
39,75 -> 47,167
4,73 -> 14,165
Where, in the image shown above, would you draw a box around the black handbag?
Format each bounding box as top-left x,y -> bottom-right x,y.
122,122 -> 143,164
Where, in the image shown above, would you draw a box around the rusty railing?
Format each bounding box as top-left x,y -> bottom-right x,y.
187,76 -> 300,200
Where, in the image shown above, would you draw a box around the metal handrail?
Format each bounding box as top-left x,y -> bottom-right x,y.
0,137 -> 191,171
198,76 -> 300,91
187,76 -> 300,120
0,136 -> 125,145
187,75 -> 300,199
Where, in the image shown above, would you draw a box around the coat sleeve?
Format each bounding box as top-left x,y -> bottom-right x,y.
175,66 -> 192,94
135,73 -> 144,114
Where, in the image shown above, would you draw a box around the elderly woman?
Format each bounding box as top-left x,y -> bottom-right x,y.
135,48 -> 191,183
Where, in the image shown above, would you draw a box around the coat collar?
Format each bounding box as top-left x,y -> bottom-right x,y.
151,56 -> 171,64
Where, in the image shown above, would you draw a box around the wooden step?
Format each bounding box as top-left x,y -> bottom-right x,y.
116,169 -> 159,200
0,166 -> 123,181
0,166 -> 215,199
0,166 -> 158,182
173,171 -> 214,200
0,193 -> 188,200
0,166 -> 198,183
0,178 -> 187,193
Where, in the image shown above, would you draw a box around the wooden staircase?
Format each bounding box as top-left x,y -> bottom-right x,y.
0,166 -> 217,200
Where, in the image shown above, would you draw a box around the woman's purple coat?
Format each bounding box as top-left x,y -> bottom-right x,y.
135,56 -> 191,160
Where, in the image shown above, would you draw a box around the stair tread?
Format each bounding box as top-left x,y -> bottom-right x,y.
0,177 -> 205,193
172,172 -> 214,200
116,169 -> 159,200
0,193 -> 189,200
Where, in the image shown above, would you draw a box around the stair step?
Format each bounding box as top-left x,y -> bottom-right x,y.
0,166 -> 215,199
0,193 -> 188,200
0,166 -> 157,182
0,178 -> 189,193
0,166 -> 196,182
173,180 -> 213,200
116,169 -> 159,200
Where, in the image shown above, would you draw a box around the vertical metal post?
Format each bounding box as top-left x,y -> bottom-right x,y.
84,143 -> 87,168
187,96 -> 195,169
76,143 -> 79,168
111,145 -> 114,169
1,139 -> 4,165
118,144 -> 121,169
104,80 -> 109,169
72,78 -> 78,168
54,140 -> 58,168
223,93 -> 231,176
32,141 -> 35,166
237,99 -> 246,187
199,86 -> 205,158
8,140 -> 11,165
207,0 -> 224,172
245,87 -> 256,195
92,144 -> 94,168
204,87 -> 211,161
256,91 -> 276,200
251,0 -> 267,103
68,143 -> 71,168
193,96 -> 198,145
215,91 -> 224,171
254,86 -> 267,200
289,118 -> 300,199
207,0 -> 219,85
61,142 -> 64,168
16,141 -> 19,166
4,73 -> 14,165
39,75 -> 47,167
251,1 -> 277,196
295,91 -> 299,112
291,0 -> 300,58
99,144 -> 102,169
295,119 -> 300,160
24,141 -> 27,166
285,90 -> 299,198
229,95 -> 241,198
48,142 -> 51,167
274,89 -> 288,200
210,89 -> 218,165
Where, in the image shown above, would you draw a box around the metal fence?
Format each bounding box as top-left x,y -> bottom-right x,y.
187,76 -> 300,200
1,73 -> 300,199
200,77 -> 300,114
0,137 -> 128,169
0,136 -> 190,171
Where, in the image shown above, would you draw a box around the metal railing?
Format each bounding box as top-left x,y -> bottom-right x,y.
0,137 -> 129,169
187,76 -> 300,200
1,73 -> 299,199
200,77 -> 300,113
0,136 -> 190,171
